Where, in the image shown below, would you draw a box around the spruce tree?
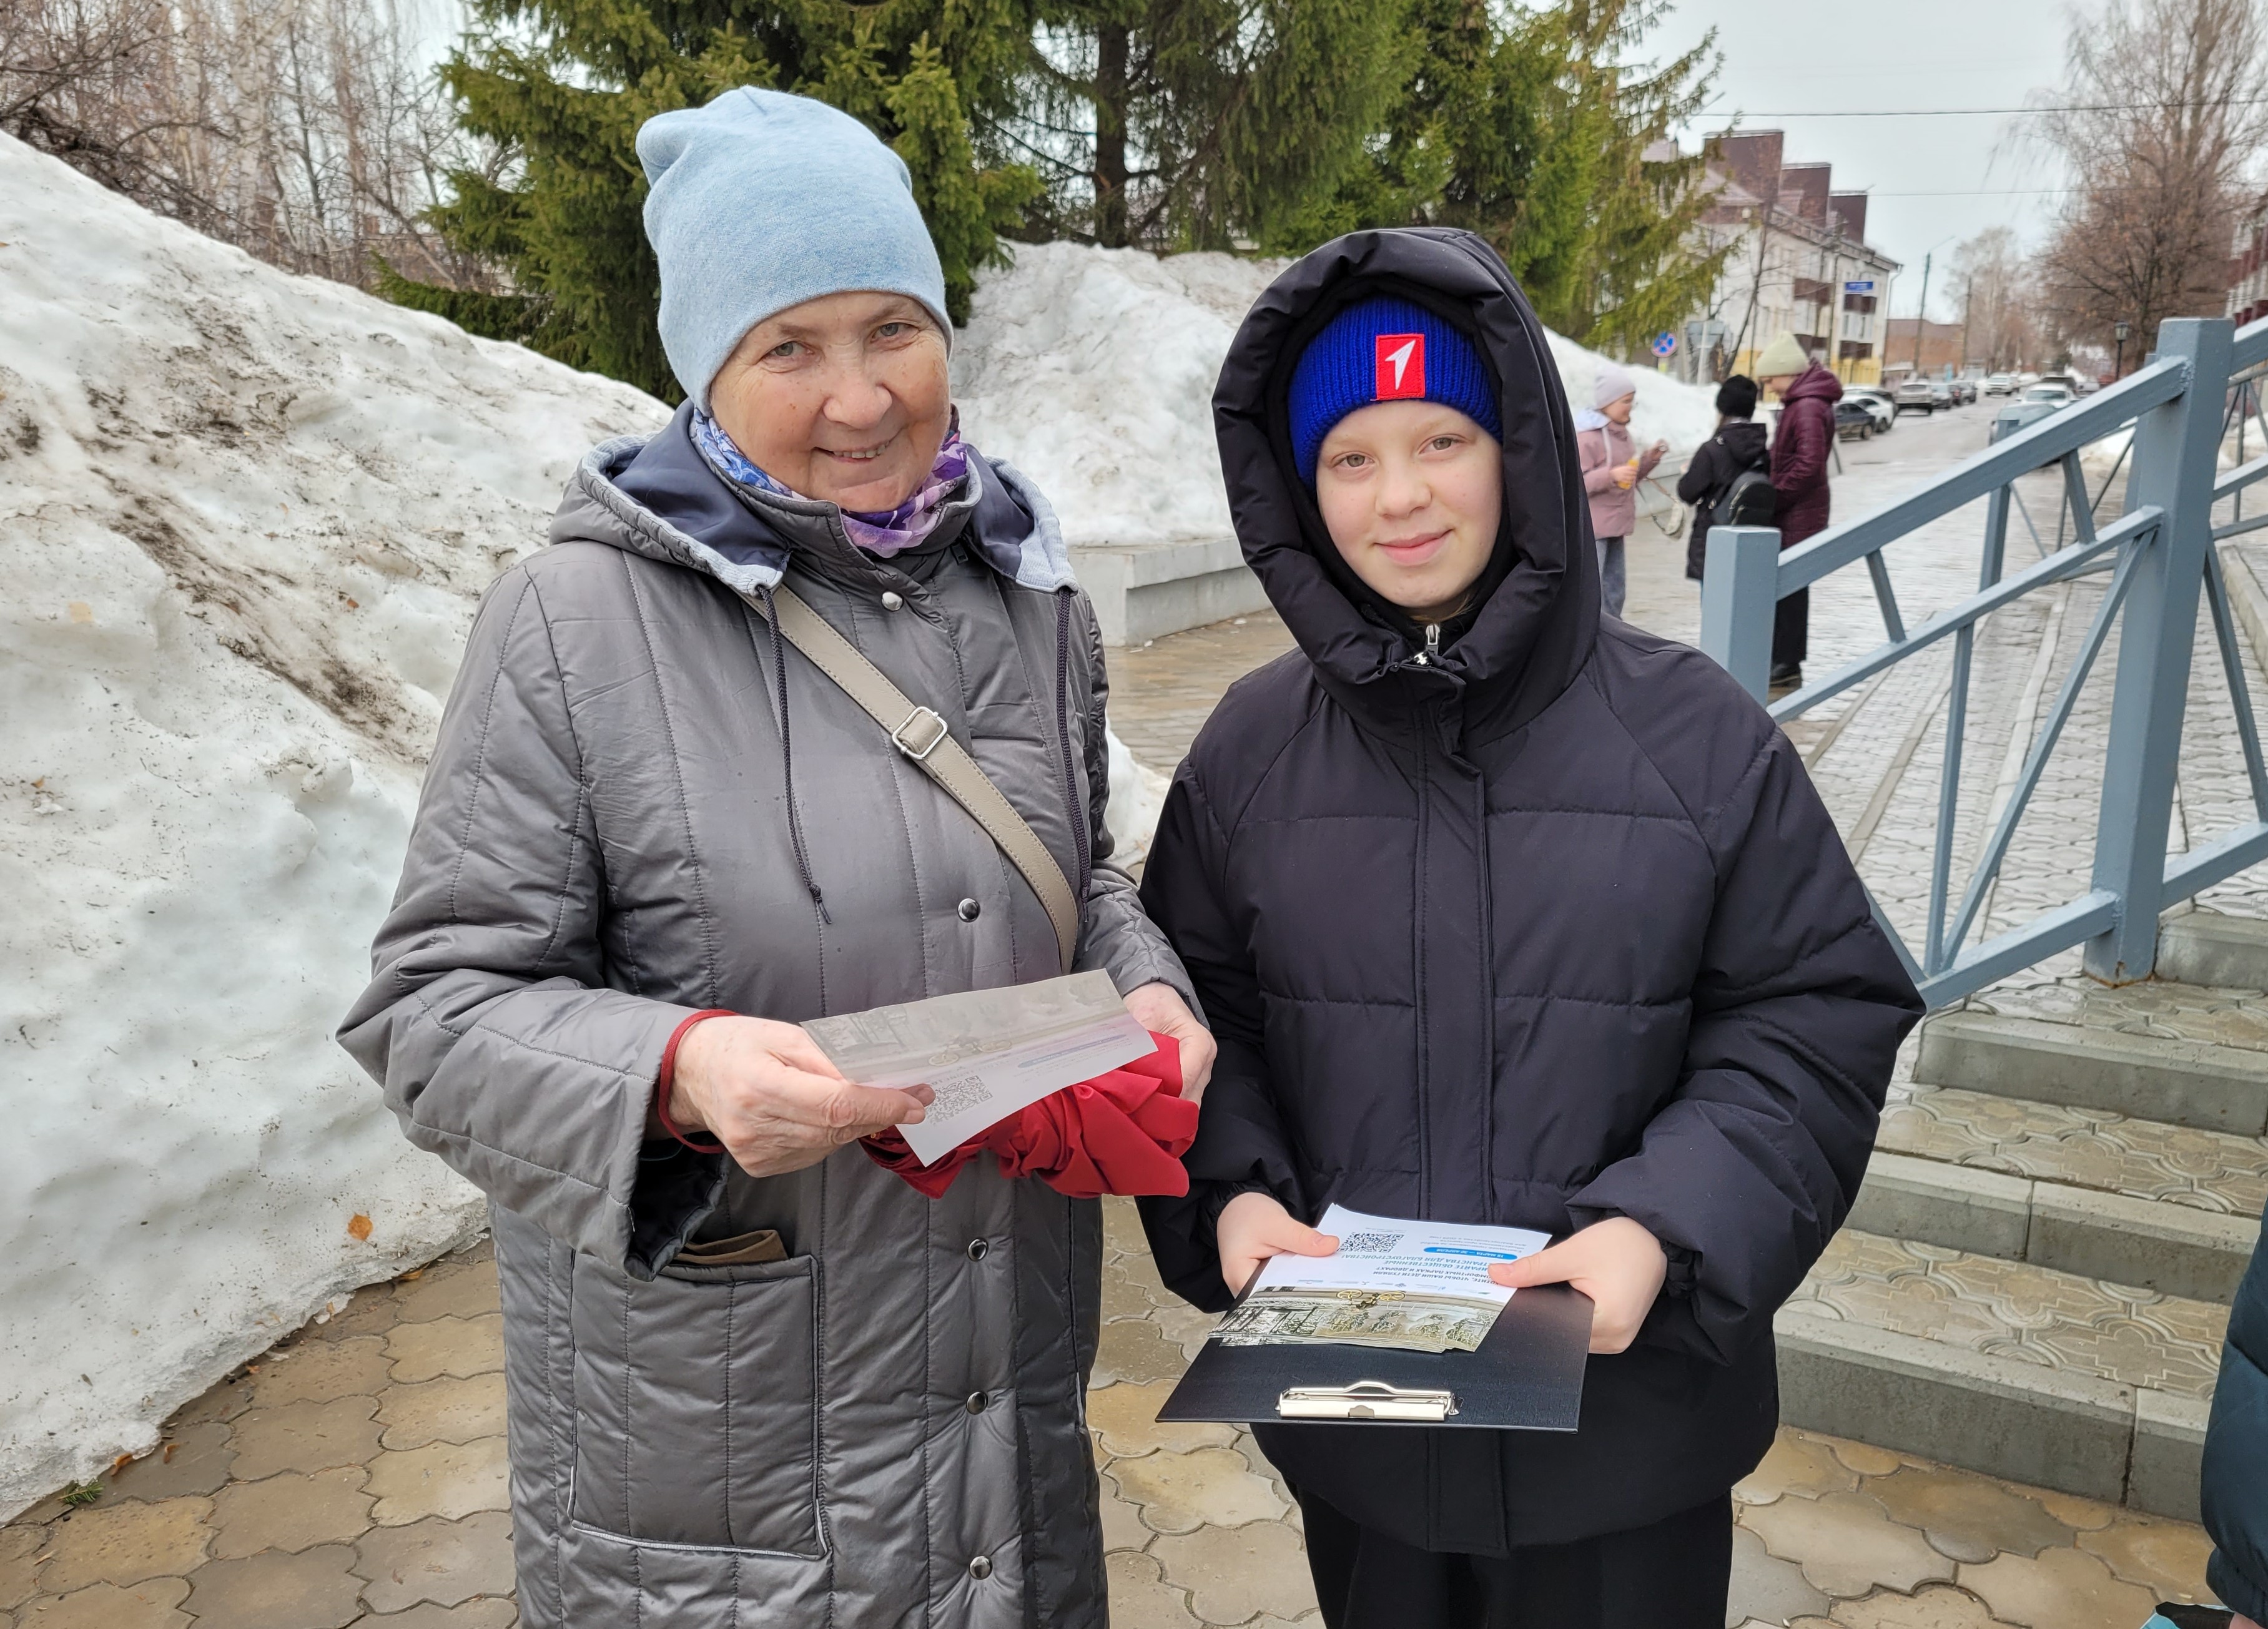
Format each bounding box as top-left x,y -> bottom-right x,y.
1008,0 -> 1417,252
383,2 -> 1040,401
1323,0 -> 1723,354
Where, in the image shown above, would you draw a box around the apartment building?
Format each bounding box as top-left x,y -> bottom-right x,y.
1679,130 -> 1901,386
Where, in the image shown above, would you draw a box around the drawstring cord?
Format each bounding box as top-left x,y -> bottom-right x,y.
756,583 -> 831,925
1053,591 -> 1093,901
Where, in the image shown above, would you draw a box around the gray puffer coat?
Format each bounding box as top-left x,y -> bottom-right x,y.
340,405 -> 1191,1628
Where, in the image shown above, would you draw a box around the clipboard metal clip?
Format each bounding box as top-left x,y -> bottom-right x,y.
1276,1380 -> 1459,1422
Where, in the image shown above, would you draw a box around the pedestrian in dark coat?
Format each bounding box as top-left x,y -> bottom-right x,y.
1136,229 -> 1922,1629
2196,1213 -> 2268,1629
1755,337 -> 1842,686
1676,374 -> 1771,581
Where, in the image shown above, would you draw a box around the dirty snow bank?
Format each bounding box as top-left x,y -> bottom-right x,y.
954,239 -> 1723,548
0,132 -> 668,1515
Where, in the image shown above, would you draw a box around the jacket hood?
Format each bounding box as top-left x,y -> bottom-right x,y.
548,401 -> 1077,595
1717,419 -> 1770,463
1780,362 -> 1844,405
1212,228 -> 1597,745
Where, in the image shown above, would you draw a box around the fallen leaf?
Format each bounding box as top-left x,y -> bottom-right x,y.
398,1268 -> 423,1282
162,1442 -> 177,1464
347,1213 -> 373,1241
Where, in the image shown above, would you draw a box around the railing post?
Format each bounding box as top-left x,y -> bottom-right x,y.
2083,318 -> 2231,982
1699,525 -> 1780,703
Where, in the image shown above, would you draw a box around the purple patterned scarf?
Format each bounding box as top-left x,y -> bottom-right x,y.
691,409 -> 969,558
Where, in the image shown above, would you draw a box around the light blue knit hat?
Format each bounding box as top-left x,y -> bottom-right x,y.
636,89 -> 951,411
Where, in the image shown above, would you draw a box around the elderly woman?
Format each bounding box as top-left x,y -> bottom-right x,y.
340,88 -> 1208,1628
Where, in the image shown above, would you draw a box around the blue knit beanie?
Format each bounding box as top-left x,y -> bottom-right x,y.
637,89 -> 951,411
1286,297 -> 1501,482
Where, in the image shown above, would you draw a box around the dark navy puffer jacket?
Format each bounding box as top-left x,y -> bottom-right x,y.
1136,228 -> 1923,1553
2204,1219 -> 2268,1623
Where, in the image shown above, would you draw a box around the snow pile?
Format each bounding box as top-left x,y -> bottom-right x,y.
954,239 -> 1723,548
0,132 -> 669,1514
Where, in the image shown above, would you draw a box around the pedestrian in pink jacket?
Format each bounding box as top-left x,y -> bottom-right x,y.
1576,363 -> 1667,619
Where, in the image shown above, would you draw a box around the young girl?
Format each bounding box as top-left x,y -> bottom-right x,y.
1574,363 -> 1667,619
1136,231 -> 1921,1628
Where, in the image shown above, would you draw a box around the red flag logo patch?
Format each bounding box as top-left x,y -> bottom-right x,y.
1375,332 -> 1426,400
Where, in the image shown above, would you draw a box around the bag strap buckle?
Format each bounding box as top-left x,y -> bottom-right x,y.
891,706 -> 949,762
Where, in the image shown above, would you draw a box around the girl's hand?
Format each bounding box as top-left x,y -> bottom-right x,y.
1216,1191 -> 1337,1296
1487,1216 -> 1668,1354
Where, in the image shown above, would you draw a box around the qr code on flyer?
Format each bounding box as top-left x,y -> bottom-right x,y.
1338,1233 -> 1403,1255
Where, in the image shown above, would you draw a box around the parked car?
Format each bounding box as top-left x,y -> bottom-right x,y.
1986,373 -> 2018,395
1951,378 -> 1979,405
1835,399 -> 1878,441
1992,398 -> 2062,446
2021,383 -> 2074,408
1845,388 -> 1897,433
1928,380 -> 1954,410
1894,378 -> 1938,415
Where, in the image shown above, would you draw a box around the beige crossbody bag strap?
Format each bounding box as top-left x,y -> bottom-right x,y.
746,586 -> 1081,973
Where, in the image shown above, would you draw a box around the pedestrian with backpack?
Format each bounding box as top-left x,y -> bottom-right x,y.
1677,375 -> 1774,583
1575,363 -> 1667,620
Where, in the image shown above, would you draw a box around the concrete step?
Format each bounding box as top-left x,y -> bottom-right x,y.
1850,1149 -> 2261,1302
1776,1229 -> 2227,1520
2158,908 -> 2268,991
1915,1008 -> 2268,1136
1069,538 -> 1270,646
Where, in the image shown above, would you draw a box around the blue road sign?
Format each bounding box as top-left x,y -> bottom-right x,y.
1652,332 -> 1678,357
1844,279 -> 1877,293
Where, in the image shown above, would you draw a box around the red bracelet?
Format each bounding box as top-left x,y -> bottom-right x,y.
655,1009 -> 736,1153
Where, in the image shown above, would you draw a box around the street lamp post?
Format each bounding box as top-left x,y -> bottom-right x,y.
2114,319 -> 2132,380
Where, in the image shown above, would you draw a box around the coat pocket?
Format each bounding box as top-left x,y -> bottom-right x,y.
568,1250 -> 822,1555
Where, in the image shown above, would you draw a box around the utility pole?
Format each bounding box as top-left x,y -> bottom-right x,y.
1961,277 -> 1974,380
1911,250 -> 1933,373
1825,232 -> 1845,379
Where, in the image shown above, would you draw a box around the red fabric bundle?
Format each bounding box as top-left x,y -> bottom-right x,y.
860,1033 -> 1195,1200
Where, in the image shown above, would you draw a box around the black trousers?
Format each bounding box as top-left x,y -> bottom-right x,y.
1295,1487 -> 1733,1629
1772,585 -> 1810,671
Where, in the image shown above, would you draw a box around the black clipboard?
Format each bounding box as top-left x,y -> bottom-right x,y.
1156,1283 -> 1592,1430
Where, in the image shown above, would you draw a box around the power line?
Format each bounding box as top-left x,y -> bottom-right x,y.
1702,97 -> 2268,119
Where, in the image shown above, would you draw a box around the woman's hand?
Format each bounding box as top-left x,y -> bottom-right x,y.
1216,1191 -> 1337,1296
668,1016 -> 934,1179
1611,464 -> 1638,490
1123,982 -> 1216,1101
1487,1216 -> 1668,1354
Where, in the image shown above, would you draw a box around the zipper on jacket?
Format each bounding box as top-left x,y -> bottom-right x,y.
1413,715 -> 1433,1216
1414,622 -> 1441,666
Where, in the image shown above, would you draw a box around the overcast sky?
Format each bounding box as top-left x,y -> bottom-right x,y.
1650,0 -> 2084,320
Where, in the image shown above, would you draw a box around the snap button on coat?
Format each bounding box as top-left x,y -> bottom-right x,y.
969,1556 -> 993,1581
958,898 -> 982,921
881,590 -> 904,611
966,1391 -> 988,1414
967,1237 -> 990,1261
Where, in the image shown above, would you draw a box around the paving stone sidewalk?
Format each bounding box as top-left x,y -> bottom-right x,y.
0,1211 -> 2224,1629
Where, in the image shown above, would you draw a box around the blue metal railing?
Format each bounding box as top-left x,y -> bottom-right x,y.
1699,317 -> 2268,1008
